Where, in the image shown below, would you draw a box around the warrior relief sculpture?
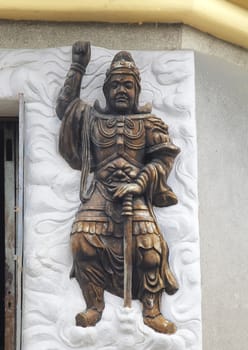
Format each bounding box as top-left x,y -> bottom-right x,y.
56,41 -> 180,334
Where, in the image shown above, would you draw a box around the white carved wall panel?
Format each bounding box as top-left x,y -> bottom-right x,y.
0,46 -> 201,350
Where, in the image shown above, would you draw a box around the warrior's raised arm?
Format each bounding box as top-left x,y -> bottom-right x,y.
56,41 -> 91,120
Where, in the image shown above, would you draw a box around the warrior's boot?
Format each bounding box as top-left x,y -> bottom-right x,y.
76,282 -> 105,327
142,291 -> 176,334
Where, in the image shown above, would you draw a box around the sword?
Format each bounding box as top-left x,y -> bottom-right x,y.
122,193 -> 133,308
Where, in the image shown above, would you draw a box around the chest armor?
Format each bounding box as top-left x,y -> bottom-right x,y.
90,112 -> 149,185
91,113 -> 149,166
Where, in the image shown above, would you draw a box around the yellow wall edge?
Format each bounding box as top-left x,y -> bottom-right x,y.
228,0 -> 248,10
0,0 -> 247,49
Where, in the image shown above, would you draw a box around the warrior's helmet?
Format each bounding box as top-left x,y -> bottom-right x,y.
103,51 -> 141,112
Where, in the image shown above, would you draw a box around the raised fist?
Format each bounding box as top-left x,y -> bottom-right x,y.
72,41 -> 91,67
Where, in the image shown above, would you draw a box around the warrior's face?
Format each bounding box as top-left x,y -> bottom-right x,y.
107,74 -> 136,114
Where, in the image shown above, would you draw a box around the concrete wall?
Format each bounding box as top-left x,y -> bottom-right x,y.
0,20 -> 247,350
195,53 -> 248,350
0,20 -> 247,69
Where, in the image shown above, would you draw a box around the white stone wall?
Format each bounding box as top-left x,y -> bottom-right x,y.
0,46 -> 200,349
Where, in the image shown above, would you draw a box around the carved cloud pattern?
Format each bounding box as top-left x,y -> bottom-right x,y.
0,46 -> 201,350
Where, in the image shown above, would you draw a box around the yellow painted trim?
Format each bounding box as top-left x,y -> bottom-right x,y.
0,0 -> 247,48
228,0 -> 248,10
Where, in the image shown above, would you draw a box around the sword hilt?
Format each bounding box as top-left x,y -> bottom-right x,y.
122,193 -> 133,216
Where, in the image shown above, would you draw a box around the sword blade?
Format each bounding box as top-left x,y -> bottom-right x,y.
122,193 -> 133,308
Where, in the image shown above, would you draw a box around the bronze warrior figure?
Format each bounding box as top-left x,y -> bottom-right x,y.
56,41 -> 180,334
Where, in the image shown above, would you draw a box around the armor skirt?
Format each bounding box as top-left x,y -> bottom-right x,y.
70,182 -> 178,299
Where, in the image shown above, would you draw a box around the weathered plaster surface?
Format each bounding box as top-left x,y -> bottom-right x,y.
0,21 -> 247,70
0,21 -> 182,50
0,46 -> 200,349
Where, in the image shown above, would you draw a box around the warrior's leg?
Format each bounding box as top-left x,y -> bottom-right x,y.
71,233 -> 105,327
139,248 -> 177,334
75,281 -> 105,328
142,290 -> 176,334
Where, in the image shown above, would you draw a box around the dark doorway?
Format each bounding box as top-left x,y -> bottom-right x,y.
0,125 -> 5,348
0,120 -> 18,350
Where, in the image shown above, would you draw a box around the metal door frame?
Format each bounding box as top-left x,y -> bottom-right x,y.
0,94 -> 24,350
16,94 -> 24,350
